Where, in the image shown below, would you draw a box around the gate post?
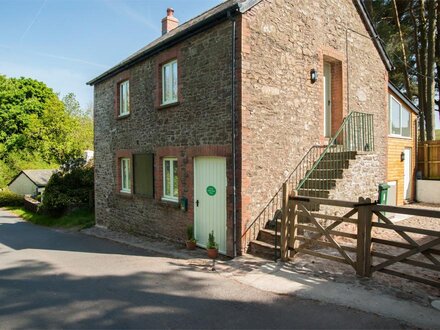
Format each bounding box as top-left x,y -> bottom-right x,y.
356,197 -> 373,277
281,182 -> 289,261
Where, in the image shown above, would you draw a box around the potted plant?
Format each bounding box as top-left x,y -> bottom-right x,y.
206,230 -> 219,259
186,224 -> 197,250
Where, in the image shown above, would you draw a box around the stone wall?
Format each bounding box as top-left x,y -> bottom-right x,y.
328,153 -> 381,202
94,20 -> 235,253
239,0 -> 388,238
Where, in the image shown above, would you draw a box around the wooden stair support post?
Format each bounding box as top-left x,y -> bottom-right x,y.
289,191 -> 299,258
356,197 -> 373,277
281,182 -> 289,261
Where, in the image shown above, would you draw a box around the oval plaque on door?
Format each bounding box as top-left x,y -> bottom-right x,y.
206,186 -> 216,196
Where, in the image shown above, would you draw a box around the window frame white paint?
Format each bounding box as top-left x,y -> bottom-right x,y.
162,157 -> 178,202
119,80 -> 130,116
389,95 -> 411,138
161,60 -> 178,105
120,157 -> 131,193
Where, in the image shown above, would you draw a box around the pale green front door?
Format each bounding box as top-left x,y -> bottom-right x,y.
194,157 -> 227,254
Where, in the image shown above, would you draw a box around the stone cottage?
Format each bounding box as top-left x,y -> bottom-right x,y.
88,0 -> 392,257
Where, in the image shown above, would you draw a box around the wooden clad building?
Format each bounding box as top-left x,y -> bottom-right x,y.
387,82 -> 419,206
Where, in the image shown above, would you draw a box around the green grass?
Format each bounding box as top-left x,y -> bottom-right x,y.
5,207 -> 95,230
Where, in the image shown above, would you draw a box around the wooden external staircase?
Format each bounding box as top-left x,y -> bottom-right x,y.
241,111 -> 375,260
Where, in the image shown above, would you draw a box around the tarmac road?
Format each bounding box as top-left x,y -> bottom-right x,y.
0,209 -> 409,329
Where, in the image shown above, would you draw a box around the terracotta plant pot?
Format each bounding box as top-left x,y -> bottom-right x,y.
186,240 -> 197,250
207,248 -> 218,259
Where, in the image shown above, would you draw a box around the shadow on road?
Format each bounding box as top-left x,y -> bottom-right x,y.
0,258 -> 406,329
0,219 -> 155,257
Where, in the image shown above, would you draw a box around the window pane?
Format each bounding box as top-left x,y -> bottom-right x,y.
120,81 -> 129,115
120,83 -> 125,114
121,158 -> 130,191
164,160 -> 171,196
391,98 -> 401,135
173,160 -> 178,198
126,159 -> 131,190
163,64 -> 171,103
172,62 -> 178,101
401,108 -> 410,137
125,81 -> 129,113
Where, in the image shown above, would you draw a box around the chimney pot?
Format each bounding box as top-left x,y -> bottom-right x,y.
162,8 -> 179,35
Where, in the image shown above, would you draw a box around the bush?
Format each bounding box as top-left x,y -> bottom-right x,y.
0,189 -> 23,207
42,163 -> 94,215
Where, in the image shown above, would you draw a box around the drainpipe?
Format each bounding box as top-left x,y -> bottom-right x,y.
228,10 -> 237,257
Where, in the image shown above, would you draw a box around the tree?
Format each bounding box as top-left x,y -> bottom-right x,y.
0,75 -> 94,187
365,0 -> 439,141
62,92 -> 82,117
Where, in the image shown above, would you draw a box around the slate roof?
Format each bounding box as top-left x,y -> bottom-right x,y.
87,0 -> 392,86
9,169 -> 57,187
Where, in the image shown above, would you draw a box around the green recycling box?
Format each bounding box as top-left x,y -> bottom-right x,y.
378,183 -> 390,205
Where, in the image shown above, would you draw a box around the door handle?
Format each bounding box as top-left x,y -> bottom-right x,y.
196,200 -> 199,207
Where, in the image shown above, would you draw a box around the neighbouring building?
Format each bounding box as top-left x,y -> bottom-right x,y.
387,82 -> 419,206
88,0 -> 393,257
8,169 -> 56,196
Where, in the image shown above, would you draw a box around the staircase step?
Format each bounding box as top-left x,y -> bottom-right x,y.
258,228 -> 280,245
301,179 -> 337,190
308,169 -> 344,179
316,159 -> 350,170
297,189 -> 330,198
322,151 -> 357,160
249,240 -> 279,260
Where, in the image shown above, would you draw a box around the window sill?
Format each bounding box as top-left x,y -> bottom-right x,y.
117,191 -> 133,198
157,101 -> 180,110
117,113 -> 130,120
388,134 -> 412,140
159,198 -> 179,208
161,196 -> 178,203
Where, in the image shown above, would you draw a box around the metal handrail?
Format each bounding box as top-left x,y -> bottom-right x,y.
241,145 -> 326,251
296,111 -> 374,195
241,111 -> 374,253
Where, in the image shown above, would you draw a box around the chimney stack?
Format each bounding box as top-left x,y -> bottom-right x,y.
162,8 -> 179,35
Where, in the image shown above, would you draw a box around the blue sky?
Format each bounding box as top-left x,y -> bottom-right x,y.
0,0 -> 222,108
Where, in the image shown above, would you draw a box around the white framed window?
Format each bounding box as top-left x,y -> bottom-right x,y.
120,158 -> 131,193
162,60 -> 178,105
162,157 -> 178,201
389,95 -> 411,138
119,80 -> 130,116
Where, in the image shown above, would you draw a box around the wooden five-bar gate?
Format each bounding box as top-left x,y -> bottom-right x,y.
280,183 -> 440,287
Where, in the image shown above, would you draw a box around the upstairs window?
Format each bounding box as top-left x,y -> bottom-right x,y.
120,158 -> 131,193
162,157 -> 178,202
162,60 -> 178,105
119,80 -> 130,116
390,96 -> 411,137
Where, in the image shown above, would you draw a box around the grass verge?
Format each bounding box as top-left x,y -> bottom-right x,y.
5,207 -> 95,230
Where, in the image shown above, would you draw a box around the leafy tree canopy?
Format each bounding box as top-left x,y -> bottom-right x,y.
0,75 -> 93,187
